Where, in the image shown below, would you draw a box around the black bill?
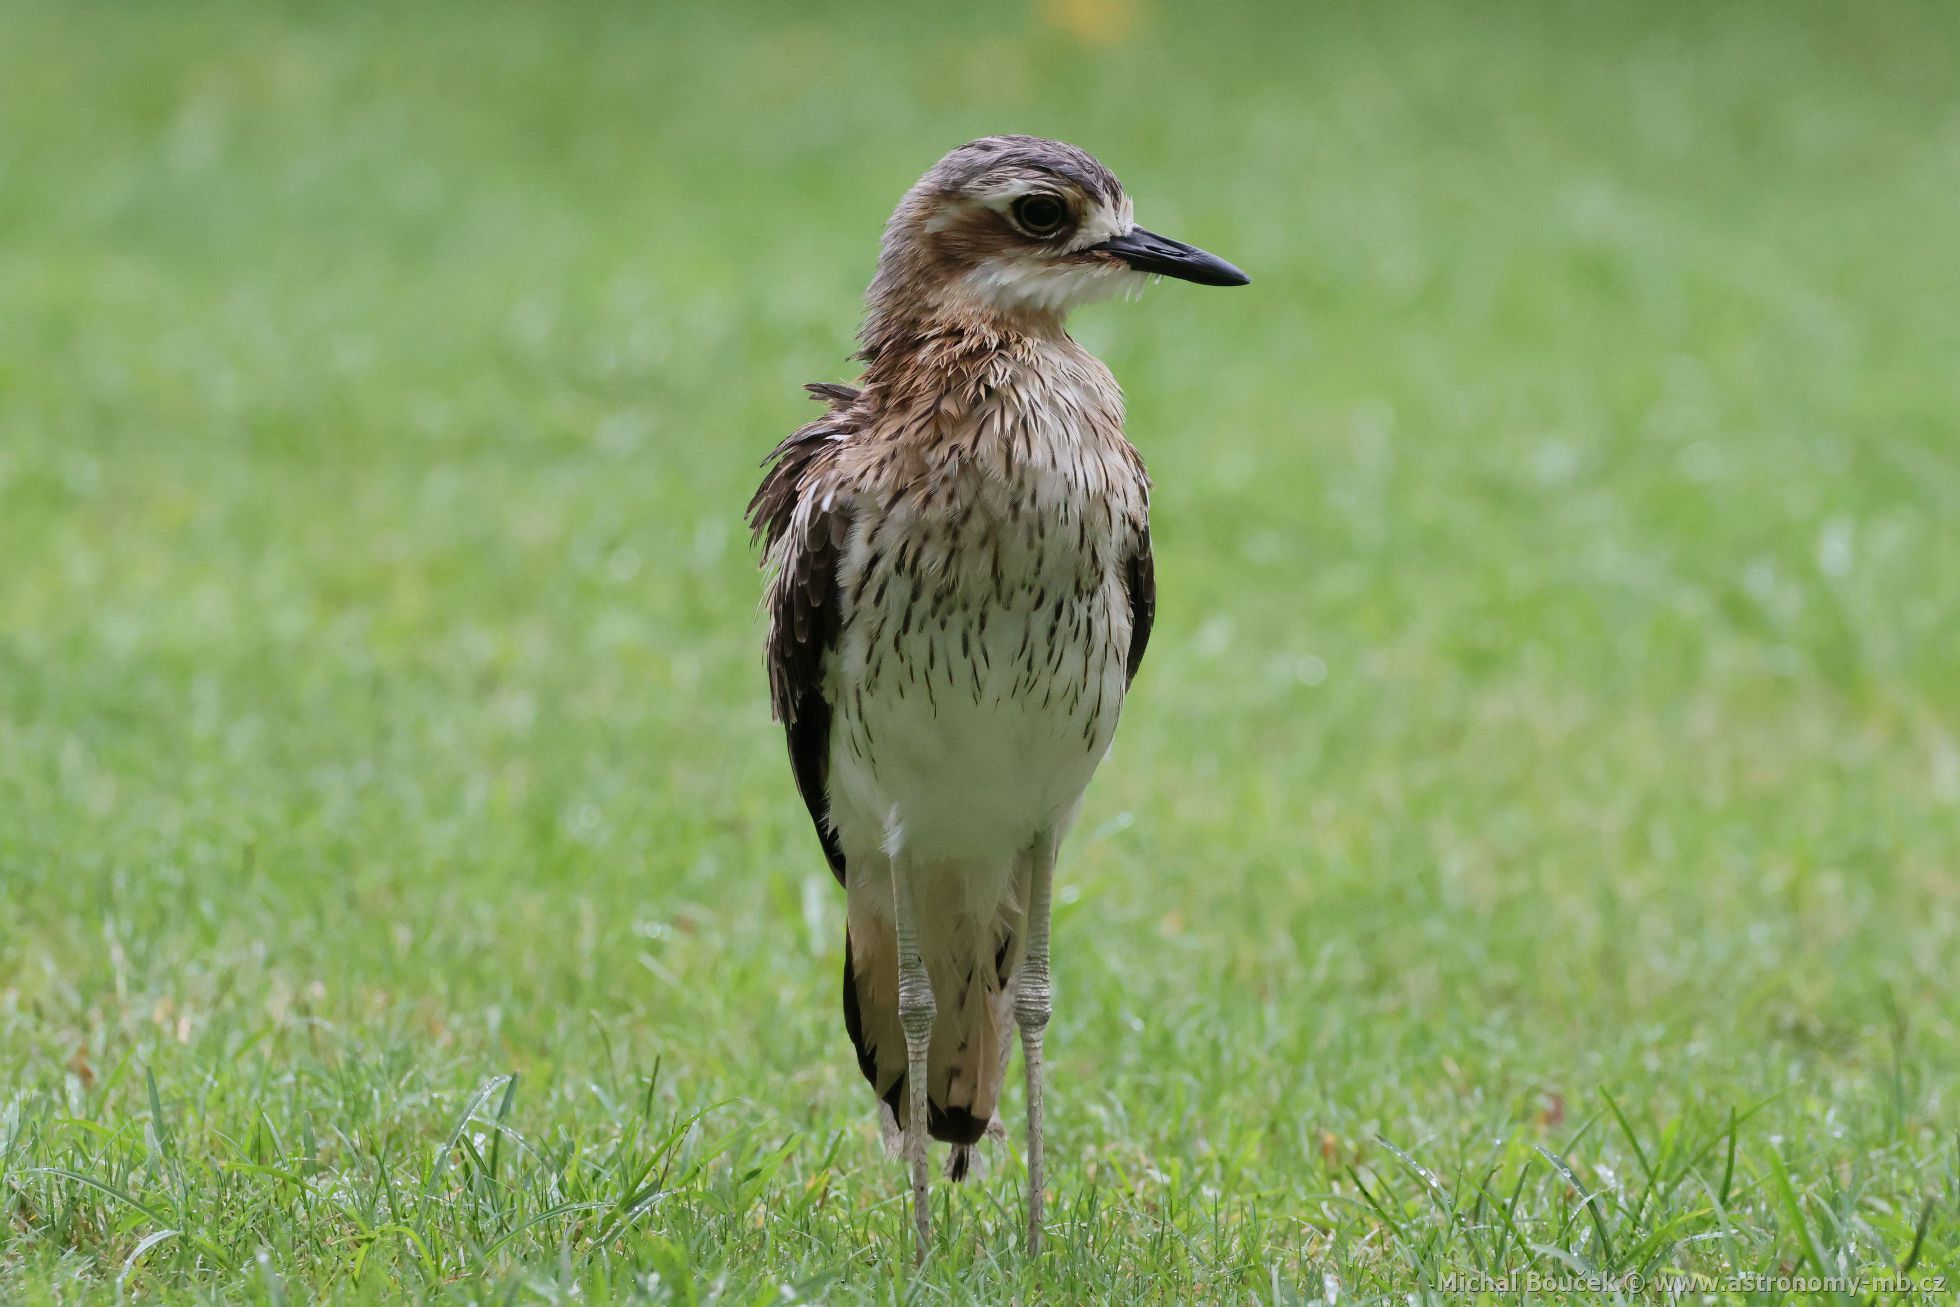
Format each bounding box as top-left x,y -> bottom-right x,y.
1089,226 -> 1250,287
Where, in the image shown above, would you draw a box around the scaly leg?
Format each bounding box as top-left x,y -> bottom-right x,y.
892,854 -> 936,1264
1016,829 -> 1059,1256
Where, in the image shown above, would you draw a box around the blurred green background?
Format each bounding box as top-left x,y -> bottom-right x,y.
2,0 -> 1957,1300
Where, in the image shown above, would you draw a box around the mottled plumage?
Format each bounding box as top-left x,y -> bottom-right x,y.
747,135 -> 1245,1261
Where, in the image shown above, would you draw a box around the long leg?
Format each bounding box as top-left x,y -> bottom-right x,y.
1015,828 -> 1059,1256
892,853 -> 936,1263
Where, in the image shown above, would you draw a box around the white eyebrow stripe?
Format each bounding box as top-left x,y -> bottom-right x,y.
921,185 -> 1133,247
922,181 -> 1064,233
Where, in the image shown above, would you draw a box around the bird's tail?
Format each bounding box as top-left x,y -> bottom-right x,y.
841,869 -> 1025,1180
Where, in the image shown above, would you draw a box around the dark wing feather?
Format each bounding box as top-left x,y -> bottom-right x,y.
1124,526 -> 1156,686
803,381 -> 861,408
747,396 -> 856,884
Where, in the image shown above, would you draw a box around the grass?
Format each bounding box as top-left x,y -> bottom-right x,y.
2,0 -> 1958,1299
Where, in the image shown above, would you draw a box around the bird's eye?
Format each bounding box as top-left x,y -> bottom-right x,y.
1012,193 -> 1068,236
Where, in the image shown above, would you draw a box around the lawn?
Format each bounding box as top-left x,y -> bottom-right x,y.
3,0 -> 1958,1300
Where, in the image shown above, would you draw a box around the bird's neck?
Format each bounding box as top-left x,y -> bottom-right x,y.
858,301 -> 1069,388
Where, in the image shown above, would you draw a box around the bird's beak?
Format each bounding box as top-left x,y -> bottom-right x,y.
1089,226 -> 1250,287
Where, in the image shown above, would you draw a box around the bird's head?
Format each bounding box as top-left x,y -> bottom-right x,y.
864,135 -> 1248,341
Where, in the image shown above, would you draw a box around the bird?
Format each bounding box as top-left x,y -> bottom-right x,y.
747,135 -> 1246,1262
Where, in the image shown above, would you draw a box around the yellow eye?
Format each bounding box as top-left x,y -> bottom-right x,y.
1012,194 -> 1067,236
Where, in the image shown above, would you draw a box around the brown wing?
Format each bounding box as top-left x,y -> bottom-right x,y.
747,386 -> 859,884
1124,526 -> 1155,686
